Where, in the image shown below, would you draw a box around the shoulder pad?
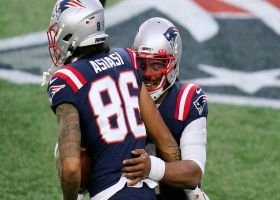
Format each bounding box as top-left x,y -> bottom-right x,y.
52,65 -> 87,93
125,48 -> 138,70
174,83 -> 199,121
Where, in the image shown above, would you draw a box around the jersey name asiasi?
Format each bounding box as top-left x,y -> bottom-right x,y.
47,48 -> 147,197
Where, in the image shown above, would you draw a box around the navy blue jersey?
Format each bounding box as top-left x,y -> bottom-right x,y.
47,48 -> 148,198
157,81 -> 208,200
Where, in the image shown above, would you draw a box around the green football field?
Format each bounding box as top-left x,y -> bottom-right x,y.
1,0 -> 279,199
1,79 -> 279,200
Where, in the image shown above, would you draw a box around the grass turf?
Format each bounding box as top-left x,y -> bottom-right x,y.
0,80 -> 60,199
0,79 -> 279,199
1,0 -> 279,199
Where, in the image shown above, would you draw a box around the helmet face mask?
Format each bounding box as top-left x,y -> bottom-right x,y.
135,51 -> 175,94
47,0 -> 108,66
47,23 -> 64,66
133,17 -> 182,101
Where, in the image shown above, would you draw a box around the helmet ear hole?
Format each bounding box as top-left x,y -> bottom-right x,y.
63,34 -> 73,42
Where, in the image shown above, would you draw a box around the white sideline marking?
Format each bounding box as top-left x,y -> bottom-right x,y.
207,93 -> 280,109
1,68 -> 279,109
0,69 -> 42,84
105,0 -> 218,42
0,32 -> 47,51
1,0 -> 280,50
0,0 -> 279,109
223,0 -> 280,35
154,0 -> 218,42
0,0 -> 218,51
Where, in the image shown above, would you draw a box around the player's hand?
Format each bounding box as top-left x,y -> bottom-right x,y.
122,149 -> 151,186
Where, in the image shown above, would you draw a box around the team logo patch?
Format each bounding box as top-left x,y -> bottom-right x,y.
55,0 -> 86,19
193,95 -> 207,115
48,84 -> 66,104
163,26 -> 179,51
196,87 -> 202,94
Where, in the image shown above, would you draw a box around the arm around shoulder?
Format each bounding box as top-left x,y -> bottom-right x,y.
139,83 -> 180,162
162,117 -> 207,189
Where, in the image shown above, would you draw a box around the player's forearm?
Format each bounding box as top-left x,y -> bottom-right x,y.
60,157 -> 81,200
140,84 -> 180,162
152,132 -> 180,162
162,160 -> 202,189
145,116 -> 180,162
61,178 -> 80,200
56,103 -> 82,200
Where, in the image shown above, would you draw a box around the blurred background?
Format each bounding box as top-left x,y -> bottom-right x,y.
0,0 -> 279,199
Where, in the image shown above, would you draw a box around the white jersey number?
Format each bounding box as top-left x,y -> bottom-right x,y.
88,71 -> 146,143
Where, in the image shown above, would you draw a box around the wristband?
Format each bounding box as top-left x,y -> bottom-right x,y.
148,156 -> 166,181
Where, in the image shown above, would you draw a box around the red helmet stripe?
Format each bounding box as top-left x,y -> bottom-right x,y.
69,0 -> 85,8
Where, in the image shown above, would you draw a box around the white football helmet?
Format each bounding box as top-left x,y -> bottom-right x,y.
133,17 -> 182,101
47,0 -> 108,66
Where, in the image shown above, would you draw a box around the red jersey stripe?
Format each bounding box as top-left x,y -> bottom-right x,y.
51,66 -> 86,93
174,83 -> 198,121
52,72 -> 79,93
182,85 -> 198,121
174,83 -> 189,120
63,65 -> 87,85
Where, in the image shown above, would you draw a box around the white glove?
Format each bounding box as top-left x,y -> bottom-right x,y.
77,193 -> 85,200
41,64 -> 60,86
185,187 -> 210,200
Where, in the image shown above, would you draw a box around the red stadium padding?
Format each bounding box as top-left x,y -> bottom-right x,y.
194,0 -> 248,13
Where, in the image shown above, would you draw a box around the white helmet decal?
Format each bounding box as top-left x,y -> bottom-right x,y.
163,26 -> 179,52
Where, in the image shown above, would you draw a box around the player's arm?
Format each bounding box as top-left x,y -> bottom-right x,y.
56,103 -> 81,200
122,84 -> 180,186
162,117 -> 206,189
123,117 -> 206,189
139,83 -> 180,162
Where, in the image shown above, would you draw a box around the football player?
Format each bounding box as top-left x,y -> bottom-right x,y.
45,1 -> 180,200
122,17 -> 210,200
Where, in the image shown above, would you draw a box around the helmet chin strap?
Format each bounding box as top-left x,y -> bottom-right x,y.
149,75 -> 165,100
41,64 -> 60,86
150,87 -> 164,101
65,40 -> 76,60
149,73 -> 177,101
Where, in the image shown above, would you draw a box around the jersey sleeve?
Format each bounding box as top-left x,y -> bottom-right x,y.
174,83 -> 208,173
125,48 -> 143,89
190,86 -> 208,119
47,65 -> 87,113
180,117 -> 207,174
47,76 -> 76,113
174,83 -> 208,122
